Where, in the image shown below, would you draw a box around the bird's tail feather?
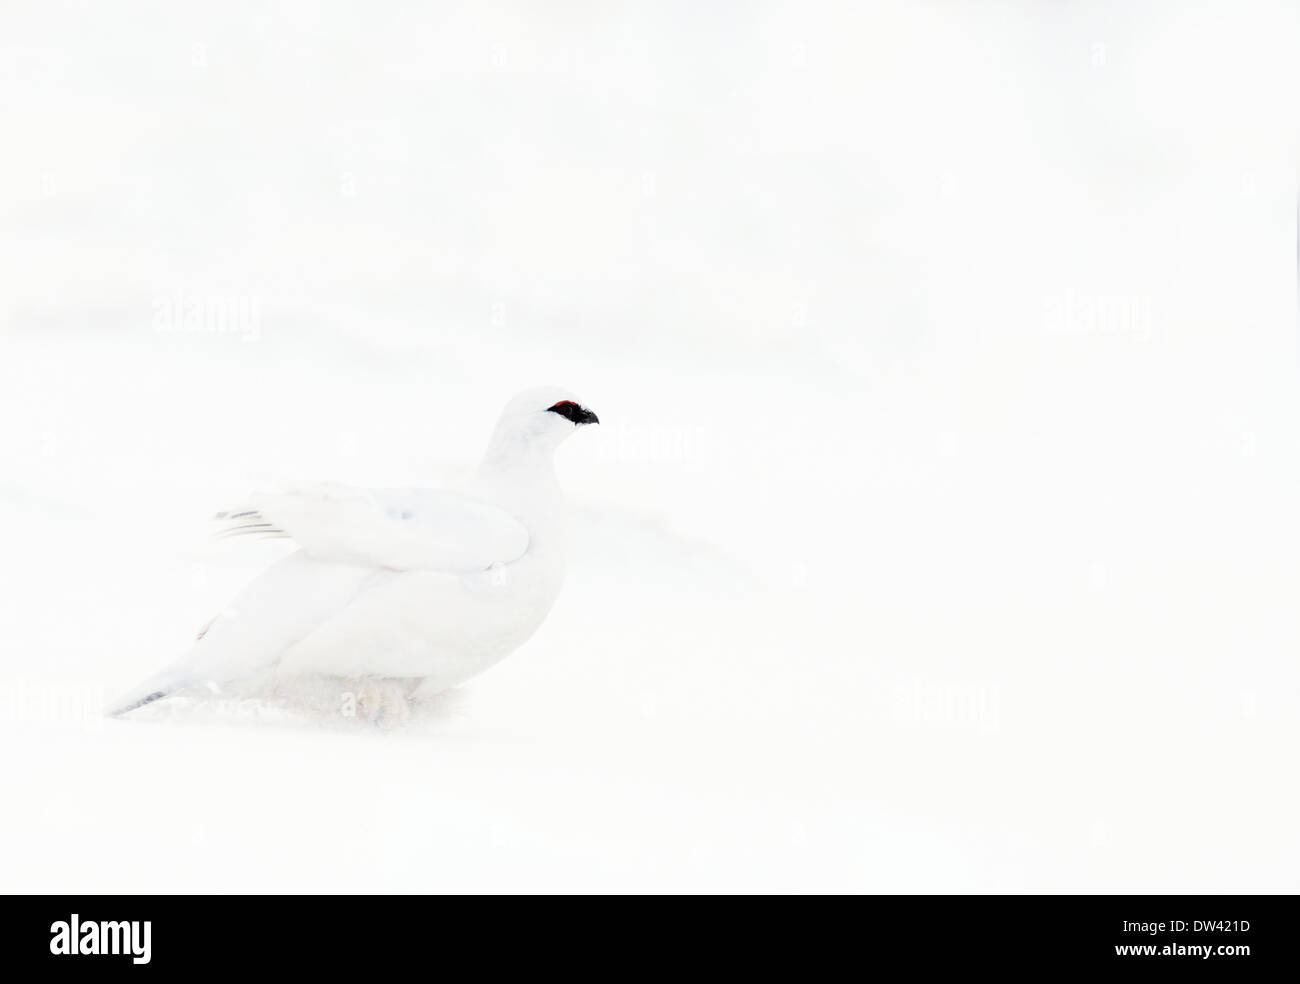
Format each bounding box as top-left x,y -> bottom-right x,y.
105,669 -> 193,718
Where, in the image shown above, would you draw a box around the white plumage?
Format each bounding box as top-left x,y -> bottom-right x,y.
109,385 -> 599,721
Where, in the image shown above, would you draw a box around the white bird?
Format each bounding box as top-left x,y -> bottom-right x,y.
109,386 -> 599,721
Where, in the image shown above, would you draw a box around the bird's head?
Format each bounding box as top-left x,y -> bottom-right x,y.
492,386 -> 600,453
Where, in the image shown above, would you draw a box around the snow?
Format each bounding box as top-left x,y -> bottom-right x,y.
2,1 -> 1297,892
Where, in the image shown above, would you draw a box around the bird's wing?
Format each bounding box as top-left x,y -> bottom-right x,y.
217,483 -> 529,573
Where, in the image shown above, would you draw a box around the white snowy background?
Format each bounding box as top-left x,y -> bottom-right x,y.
2,0 -> 1297,892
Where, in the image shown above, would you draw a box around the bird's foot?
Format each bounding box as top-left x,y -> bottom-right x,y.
349,679 -> 413,728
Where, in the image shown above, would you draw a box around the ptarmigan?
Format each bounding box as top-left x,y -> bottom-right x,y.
108,386 -> 599,721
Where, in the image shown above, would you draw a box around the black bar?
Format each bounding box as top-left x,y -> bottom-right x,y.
3,896 -> 1288,974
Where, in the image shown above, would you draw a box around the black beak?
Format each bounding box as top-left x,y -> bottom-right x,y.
547,401 -> 599,425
